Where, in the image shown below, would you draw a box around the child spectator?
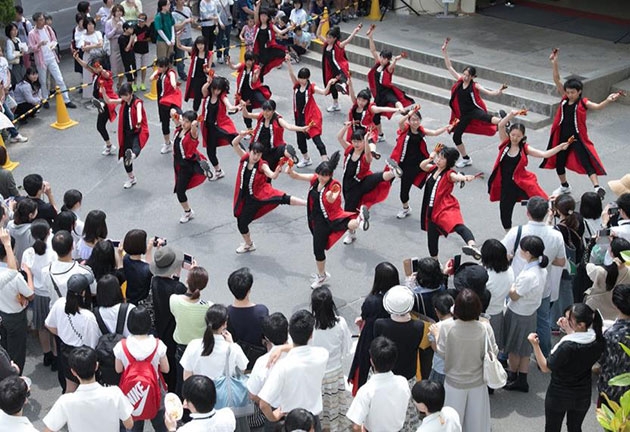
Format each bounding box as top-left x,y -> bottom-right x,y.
289,0 -> 308,27
346,336 -> 410,431
427,293 -> 454,385
239,16 -> 256,53
411,380 -> 462,432
133,13 -> 150,91
0,376 -> 37,431
288,25 -> 312,62
118,22 -> 137,86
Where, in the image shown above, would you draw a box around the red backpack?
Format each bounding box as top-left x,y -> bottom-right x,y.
119,338 -> 166,421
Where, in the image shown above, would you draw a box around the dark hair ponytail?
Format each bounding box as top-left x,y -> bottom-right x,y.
201,304 -> 228,356
604,238 -> 630,291
30,219 -> 50,256
569,303 -> 603,343
315,151 -> 340,177
520,235 -> 549,268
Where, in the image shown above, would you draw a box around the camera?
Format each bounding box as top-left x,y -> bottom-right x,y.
608,202 -> 619,217
153,236 -> 167,247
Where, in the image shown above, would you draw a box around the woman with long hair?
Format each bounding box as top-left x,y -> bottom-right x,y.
7,198 -> 37,266
584,237 -> 630,320
85,240 -> 124,284
13,68 -> 44,120
348,262 -> 400,394
488,109 -> 573,230
45,273 -> 99,393
528,303 -> 604,432
503,235 -> 549,393
419,145 -> 481,260
5,23 -> 26,87
311,286 -> 352,431
179,35 -> 214,112
21,219 -> 57,370
252,1 -> 289,77
200,76 -> 241,180
104,4 -> 126,87
287,151 -> 370,288
77,16 -> 105,100
227,51 -> 272,129
76,210 -> 108,261
231,131 -> 306,254
406,257 -> 447,321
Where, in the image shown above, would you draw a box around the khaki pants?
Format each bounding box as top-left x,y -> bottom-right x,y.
156,41 -> 174,60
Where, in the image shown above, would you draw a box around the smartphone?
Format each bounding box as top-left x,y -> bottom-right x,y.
111,240 -> 120,248
453,254 -> 461,272
411,257 -> 419,273
153,236 -> 167,247
599,228 -> 611,237
182,254 -> 194,269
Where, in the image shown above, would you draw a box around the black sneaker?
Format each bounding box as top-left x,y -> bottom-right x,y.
124,149 -> 133,167
199,160 -> 214,180
43,101 -> 50,109
335,82 -> 348,95
66,101 -> 77,109
359,205 -> 370,231
92,98 -> 105,114
286,144 -> 299,163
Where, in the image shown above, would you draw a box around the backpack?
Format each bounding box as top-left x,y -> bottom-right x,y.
119,338 -> 165,421
148,21 -> 158,44
94,303 -> 129,386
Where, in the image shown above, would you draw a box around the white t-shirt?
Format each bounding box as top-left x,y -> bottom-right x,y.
43,382 -> 133,432
95,303 -> 136,337
42,260 -> 97,303
502,221 -> 565,300
77,31 -> 103,50
0,267 -> 32,314
113,335 -> 167,369
346,371 -> 410,432
0,57 -> 10,87
258,345 -> 329,415
289,8 -> 308,26
177,409 -> 236,431
311,317 -> 352,372
21,246 -> 57,297
37,28 -> 55,62
44,297 -> 101,348
416,406 -> 462,432
247,348 -> 287,396
179,336 -> 248,380
507,263 -> 547,316
0,411 -> 38,432
485,268 -> 514,316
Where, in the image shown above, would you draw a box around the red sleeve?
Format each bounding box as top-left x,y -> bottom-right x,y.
183,133 -> 200,159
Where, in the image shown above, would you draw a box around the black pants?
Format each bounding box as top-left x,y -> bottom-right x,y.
499,180 -> 527,230
427,222 -> 474,257
122,58 -> 136,82
399,163 -> 421,203
554,140 -> 596,176
544,394 -> 590,432
15,102 -> 38,120
205,124 -> 235,167
295,114 -> 327,156
290,45 -> 306,56
96,108 -> 110,142
158,104 -> 172,135
312,217 -> 352,261
328,72 -> 347,100
262,145 -> 286,172
0,309 -> 27,374
201,26 -> 217,55
343,173 -> 386,212
237,195 -> 291,234
192,93 -> 202,112
123,133 -> 142,173
452,108 -> 494,145
243,91 -> 269,128
175,160 -> 198,203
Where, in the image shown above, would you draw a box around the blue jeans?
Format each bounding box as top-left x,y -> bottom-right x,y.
2,103 -> 18,137
536,296 -> 552,357
550,274 -> 574,329
175,37 -> 192,79
215,24 -> 232,59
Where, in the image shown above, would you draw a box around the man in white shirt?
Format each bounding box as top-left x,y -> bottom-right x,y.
346,337 -> 410,432
0,229 -> 34,374
42,230 -> 96,302
258,310 -> 329,430
502,196 -> 566,357
43,346 -> 133,432
0,376 -> 38,431
412,380 -> 462,432
165,375 -> 236,432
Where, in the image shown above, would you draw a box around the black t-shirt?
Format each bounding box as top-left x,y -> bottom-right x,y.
373,318 -> 424,379
241,70 -> 253,95
118,34 -> 135,65
227,304 -> 269,347
547,338 -> 604,400
422,174 -> 437,209
133,25 -> 150,54
457,82 -> 476,114
323,48 -> 339,74
205,98 -> 219,126
295,86 -> 306,113
258,124 -> 271,150
241,165 -> 254,196
123,255 -> 153,305
343,154 -> 359,190
256,27 -> 269,48
122,103 -> 132,132
22,197 -> 57,226
401,130 -> 424,166
500,149 -> 520,185
150,276 -> 187,343
308,185 -> 326,225
560,102 -> 578,141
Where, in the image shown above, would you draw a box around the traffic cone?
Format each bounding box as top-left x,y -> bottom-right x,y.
50,87 -> 78,130
367,0 -> 381,20
239,44 -> 246,64
145,67 -> 158,101
314,8 -> 330,45
0,135 -> 19,171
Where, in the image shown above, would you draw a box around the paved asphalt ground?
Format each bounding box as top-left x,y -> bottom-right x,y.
10,20 -> 628,432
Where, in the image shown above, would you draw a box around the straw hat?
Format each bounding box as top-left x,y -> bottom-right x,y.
383,285 -> 415,315
608,174 -> 630,197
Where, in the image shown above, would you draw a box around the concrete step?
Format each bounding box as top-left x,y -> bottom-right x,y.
345,33 -> 560,96
611,79 -> 630,105
300,51 -> 552,129
340,44 -> 560,118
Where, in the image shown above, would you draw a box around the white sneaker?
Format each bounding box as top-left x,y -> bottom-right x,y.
386,158 -> 403,178
462,245 -> 482,260
327,104 -> 340,112
297,158 -> 312,168
310,272 -> 331,289
209,169 -> 225,181
359,205 -> 370,231
124,149 -> 135,167
9,134 -> 28,143
455,157 -> 472,168
343,230 -> 357,245
102,145 -> 116,156
179,209 -> 195,223
397,206 -> 412,219
552,185 -> 572,196
377,134 -> 385,143
160,142 -> 173,154
236,242 -> 256,254
123,177 -> 137,189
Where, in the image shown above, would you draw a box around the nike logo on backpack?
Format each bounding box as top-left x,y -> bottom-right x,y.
126,381 -> 150,417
